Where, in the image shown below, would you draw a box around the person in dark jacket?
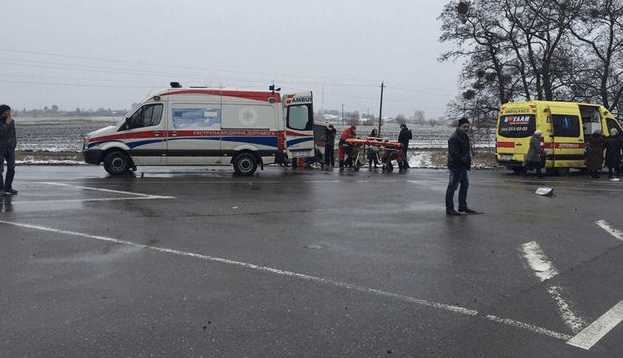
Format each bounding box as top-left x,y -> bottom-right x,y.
604,128 -> 622,178
522,130 -> 544,178
0,104 -> 17,195
367,128 -> 380,169
445,117 -> 475,215
323,124 -> 336,166
398,124 -> 412,172
586,130 -> 605,178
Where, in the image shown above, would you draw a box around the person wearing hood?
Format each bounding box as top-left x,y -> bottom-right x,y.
445,117 -> 475,216
522,130 -> 545,178
0,105 -> 17,195
338,124 -> 356,170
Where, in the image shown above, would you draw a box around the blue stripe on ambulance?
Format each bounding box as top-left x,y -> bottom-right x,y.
286,137 -> 313,146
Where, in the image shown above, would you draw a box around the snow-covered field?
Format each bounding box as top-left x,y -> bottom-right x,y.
13,117 -> 496,168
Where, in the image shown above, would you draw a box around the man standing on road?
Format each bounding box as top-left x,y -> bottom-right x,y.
324,124 -> 336,166
398,123 -> 412,172
445,117 -> 475,216
0,105 -> 18,196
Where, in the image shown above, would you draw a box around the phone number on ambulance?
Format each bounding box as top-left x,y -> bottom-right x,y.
192,130 -> 274,136
501,126 -> 529,132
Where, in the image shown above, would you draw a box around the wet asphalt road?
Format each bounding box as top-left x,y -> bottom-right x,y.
2,164 -> 623,357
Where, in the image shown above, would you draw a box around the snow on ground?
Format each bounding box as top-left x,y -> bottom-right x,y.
13,118 -> 496,168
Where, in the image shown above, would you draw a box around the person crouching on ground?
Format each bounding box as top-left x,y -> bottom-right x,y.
445,117 -> 475,216
522,130 -> 545,178
0,104 -> 17,195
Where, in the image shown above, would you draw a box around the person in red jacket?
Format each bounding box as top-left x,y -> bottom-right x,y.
338,125 -> 356,170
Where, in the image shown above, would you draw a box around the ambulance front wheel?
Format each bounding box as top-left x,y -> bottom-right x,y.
103,150 -> 132,175
234,153 -> 258,176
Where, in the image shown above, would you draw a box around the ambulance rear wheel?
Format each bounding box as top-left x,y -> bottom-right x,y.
234,153 -> 258,176
104,150 -> 132,175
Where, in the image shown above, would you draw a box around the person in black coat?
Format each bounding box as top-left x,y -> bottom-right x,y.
445,117 -> 475,215
604,128 -> 622,178
323,124 -> 336,166
0,104 -> 17,195
398,124 -> 412,172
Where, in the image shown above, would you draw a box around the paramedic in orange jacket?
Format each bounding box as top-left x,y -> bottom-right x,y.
338,125 -> 356,170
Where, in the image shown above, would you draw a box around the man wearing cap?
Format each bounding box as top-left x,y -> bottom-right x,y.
0,105 -> 18,195
445,117 -> 475,215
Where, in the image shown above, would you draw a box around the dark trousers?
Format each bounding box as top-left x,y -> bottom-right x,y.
523,160 -> 543,177
445,165 -> 469,212
325,145 -> 334,166
1,149 -> 16,191
401,144 -> 409,168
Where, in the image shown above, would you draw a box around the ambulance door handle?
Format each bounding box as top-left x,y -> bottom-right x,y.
170,131 -> 179,137
153,131 -> 162,137
516,143 -> 522,146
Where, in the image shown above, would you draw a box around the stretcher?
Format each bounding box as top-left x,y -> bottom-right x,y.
345,137 -> 404,172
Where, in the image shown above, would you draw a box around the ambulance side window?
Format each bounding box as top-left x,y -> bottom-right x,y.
606,118 -> 622,135
552,115 -> 580,137
126,104 -> 163,130
288,105 -> 312,130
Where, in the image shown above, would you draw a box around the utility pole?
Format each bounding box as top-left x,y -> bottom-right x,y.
378,81 -> 384,137
341,103 -> 344,125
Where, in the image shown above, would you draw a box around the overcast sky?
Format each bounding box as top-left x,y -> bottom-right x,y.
2,0 -> 461,119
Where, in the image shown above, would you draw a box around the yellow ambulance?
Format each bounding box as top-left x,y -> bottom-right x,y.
496,101 -> 623,173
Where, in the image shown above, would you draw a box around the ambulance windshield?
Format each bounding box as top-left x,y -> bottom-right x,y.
287,105 -> 312,130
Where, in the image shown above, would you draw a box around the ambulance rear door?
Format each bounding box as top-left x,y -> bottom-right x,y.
283,92 -> 314,159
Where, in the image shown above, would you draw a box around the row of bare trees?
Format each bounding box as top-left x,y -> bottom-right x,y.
439,0 -> 623,132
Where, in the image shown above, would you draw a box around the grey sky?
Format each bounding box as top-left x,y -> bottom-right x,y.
2,0 -> 461,119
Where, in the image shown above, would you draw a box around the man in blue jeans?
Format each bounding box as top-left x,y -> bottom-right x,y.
445,117 -> 476,216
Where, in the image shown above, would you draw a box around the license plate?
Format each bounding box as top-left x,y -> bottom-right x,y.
291,150 -> 313,158
501,154 -> 513,161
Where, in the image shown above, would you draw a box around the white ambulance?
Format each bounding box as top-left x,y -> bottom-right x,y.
83,83 -> 315,175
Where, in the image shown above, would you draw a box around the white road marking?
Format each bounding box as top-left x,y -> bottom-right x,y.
547,286 -> 586,333
596,220 -> 623,241
564,220 -> 623,349
567,300 -> 623,350
520,241 -> 559,282
0,220 -> 573,342
37,182 -> 175,200
521,241 -> 586,333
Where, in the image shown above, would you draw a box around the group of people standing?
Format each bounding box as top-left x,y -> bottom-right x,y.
585,128 -> 623,179
520,127 -> 623,180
